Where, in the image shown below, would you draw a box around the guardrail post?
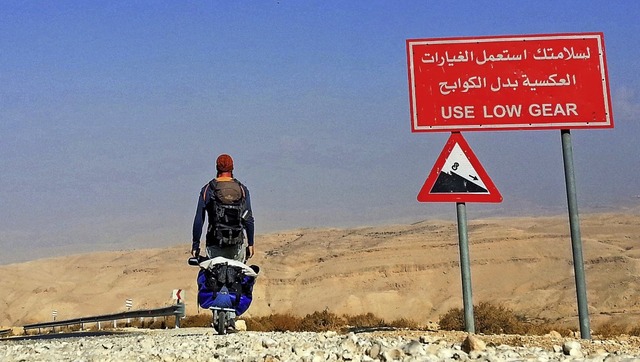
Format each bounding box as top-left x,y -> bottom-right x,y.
174,302 -> 185,328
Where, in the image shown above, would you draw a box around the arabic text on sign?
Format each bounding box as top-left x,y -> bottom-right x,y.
438,73 -> 577,95
421,46 -> 592,67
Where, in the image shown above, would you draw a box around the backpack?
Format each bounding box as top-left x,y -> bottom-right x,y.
205,179 -> 246,246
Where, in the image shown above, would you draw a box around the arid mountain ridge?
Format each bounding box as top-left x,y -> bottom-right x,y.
1,211 -> 640,330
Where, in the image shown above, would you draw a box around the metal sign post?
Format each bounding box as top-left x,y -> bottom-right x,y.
561,129 -> 591,338
456,202 -> 475,333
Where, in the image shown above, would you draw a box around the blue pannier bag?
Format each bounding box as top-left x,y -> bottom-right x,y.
196,257 -> 258,316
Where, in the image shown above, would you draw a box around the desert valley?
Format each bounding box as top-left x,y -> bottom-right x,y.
2,211 -> 639,332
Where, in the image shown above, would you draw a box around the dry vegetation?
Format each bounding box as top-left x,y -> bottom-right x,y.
177,302 -> 640,338
437,302 -> 640,338
6,302 -> 639,340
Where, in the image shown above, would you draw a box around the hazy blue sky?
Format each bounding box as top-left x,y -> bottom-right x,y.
1,1 -> 639,264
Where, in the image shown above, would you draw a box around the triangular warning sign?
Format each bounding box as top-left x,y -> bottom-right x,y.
418,132 -> 502,203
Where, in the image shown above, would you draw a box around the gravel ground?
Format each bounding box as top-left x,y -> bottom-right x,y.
1,327 -> 640,361
385,330 -> 640,359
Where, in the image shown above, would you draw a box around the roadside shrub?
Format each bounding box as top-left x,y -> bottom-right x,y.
146,318 -> 169,329
244,316 -> 270,332
129,318 -> 157,329
245,313 -> 302,332
524,321 -> 571,336
475,302 -> 527,334
629,325 -> 640,337
245,311 -> 426,332
438,306 -> 465,331
345,312 -> 386,329
181,313 -> 211,328
164,318 -> 176,329
388,317 -> 420,330
439,301 -> 527,334
299,310 -> 346,332
595,321 -> 628,338
63,325 -> 83,332
84,324 -> 99,332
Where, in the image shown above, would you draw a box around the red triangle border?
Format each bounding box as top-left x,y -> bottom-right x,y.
418,132 -> 502,203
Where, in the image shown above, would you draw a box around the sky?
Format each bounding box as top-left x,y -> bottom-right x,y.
1,1 -> 639,264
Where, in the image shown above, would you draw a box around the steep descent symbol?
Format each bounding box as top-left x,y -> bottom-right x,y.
418,132 -> 502,203
431,143 -> 488,193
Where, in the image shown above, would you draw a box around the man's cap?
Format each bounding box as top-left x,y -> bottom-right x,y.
216,154 -> 234,172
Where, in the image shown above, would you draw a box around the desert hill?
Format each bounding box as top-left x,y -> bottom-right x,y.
1,212 -> 640,330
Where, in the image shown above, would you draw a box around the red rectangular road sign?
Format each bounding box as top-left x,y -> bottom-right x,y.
407,33 -> 613,132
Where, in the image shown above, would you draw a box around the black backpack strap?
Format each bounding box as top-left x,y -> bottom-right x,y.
233,178 -> 246,199
206,179 -> 217,203
202,179 -> 218,205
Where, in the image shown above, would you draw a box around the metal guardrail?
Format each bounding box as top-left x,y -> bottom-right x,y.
22,304 -> 185,334
0,328 -> 11,336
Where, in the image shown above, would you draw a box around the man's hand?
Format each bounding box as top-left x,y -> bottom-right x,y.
245,245 -> 255,260
191,241 -> 200,257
